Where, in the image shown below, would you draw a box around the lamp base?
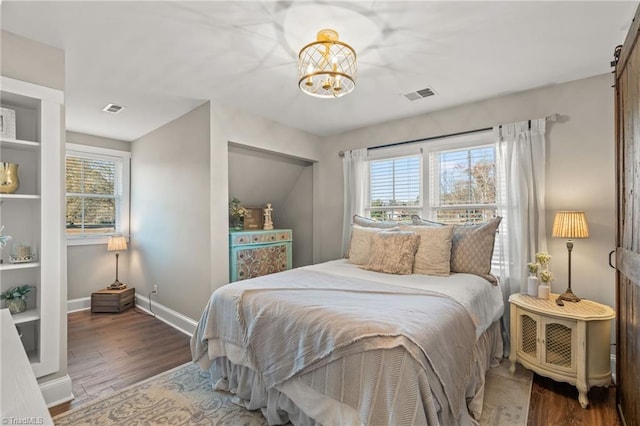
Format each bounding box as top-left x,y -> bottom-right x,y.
558,288 -> 581,302
108,280 -> 127,290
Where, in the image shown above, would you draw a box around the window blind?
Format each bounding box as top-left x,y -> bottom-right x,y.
66,155 -> 120,235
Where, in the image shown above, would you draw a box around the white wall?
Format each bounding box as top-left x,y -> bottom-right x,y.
318,73 -> 617,313
130,102 -> 211,321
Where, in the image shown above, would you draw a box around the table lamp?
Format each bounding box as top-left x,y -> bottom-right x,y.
552,211 -> 589,302
107,236 -> 127,290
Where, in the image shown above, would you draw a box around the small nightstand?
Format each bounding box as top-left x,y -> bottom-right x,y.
509,293 -> 615,408
91,287 -> 135,313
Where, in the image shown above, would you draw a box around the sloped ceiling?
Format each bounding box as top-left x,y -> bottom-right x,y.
1,1 -> 637,141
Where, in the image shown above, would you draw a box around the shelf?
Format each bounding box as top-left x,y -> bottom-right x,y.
11,308 -> 40,324
0,138 -> 40,151
0,194 -> 40,200
0,262 -> 40,271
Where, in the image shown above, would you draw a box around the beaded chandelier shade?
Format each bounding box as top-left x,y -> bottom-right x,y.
298,29 -> 357,98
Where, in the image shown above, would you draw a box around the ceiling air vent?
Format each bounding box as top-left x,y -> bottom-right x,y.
403,87 -> 436,101
102,103 -> 125,114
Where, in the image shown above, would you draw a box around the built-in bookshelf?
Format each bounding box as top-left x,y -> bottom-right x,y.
0,76 -> 64,378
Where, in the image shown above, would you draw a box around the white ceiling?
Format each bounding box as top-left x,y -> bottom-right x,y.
1,1 -> 637,141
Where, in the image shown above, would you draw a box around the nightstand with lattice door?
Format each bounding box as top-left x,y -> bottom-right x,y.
509,293 -> 615,408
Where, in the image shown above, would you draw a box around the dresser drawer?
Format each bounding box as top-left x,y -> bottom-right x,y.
229,229 -> 293,282
230,229 -> 292,246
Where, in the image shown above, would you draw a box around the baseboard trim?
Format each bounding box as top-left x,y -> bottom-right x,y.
67,297 -> 90,313
135,294 -> 197,337
40,374 -> 74,407
611,354 -> 616,385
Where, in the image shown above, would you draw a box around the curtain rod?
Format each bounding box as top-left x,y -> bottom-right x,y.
338,113 -> 560,157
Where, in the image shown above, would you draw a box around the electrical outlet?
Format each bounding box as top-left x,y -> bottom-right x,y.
153,284 -> 158,294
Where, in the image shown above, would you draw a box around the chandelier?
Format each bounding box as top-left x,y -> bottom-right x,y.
298,29 -> 357,98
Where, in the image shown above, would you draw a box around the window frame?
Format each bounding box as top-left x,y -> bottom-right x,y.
65,143 -> 131,246
365,154 -> 424,220
427,142 -> 497,224
362,130 -> 496,222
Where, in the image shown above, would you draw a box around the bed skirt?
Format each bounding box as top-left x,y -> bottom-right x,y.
206,320 -> 503,425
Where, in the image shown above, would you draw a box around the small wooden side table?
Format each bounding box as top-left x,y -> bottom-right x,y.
509,293 -> 615,408
91,287 -> 135,313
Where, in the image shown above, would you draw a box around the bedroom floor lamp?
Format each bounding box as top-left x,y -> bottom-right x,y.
107,236 -> 127,290
552,211 -> 589,303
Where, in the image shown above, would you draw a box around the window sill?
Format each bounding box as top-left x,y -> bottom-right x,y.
67,235 -> 129,247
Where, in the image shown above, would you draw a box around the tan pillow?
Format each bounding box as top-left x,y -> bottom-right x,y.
353,214 -> 403,229
361,231 -> 421,275
400,225 -> 454,276
450,217 -> 502,281
348,225 -> 399,265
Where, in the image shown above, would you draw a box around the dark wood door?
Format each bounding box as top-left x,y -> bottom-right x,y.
614,5 -> 640,426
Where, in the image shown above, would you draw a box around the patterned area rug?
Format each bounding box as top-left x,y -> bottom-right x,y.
53,360 -> 532,425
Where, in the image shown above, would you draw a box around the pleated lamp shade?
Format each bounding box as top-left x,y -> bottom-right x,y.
552,211 -> 590,239
107,236 -> 128,252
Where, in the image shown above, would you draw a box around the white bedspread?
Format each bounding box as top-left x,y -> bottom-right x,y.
304,260 -> 504,337
191,261 -> 505,425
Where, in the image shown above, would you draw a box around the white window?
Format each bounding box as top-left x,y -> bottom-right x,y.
65,143 -> 130,245
364,131 -> 496,225
429,145 -> 496,224
367,155 -> 422,221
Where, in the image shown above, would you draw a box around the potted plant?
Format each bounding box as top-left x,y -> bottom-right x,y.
229,197 -> 248,231
1,285 -> 31,314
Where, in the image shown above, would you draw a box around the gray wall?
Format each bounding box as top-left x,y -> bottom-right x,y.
228,144 -> 314,268
1,30 -> 68,384
67,130 -> 131,152
129,102 -> 211,321
209,102 -> 322,297
317,73 -> 617,313
1,30 -> 64,91
279,165 -> 314,268
65,132 -> 131,300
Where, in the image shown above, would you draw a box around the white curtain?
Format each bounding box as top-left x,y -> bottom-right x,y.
494,119 -> 547,347
341,148 -> 368,256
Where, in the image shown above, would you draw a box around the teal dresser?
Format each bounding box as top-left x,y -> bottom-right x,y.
229,229 -> 293,282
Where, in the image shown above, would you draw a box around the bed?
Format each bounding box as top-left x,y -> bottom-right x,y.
191,219 -> 505,425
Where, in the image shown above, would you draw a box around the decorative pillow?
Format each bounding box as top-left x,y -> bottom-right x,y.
400,225 -> 454,276
347,225 -> 399,265
450,217 -> 502,282
411,215 -> 445,227
353,214 -> 403,229
361,231 -> 421,275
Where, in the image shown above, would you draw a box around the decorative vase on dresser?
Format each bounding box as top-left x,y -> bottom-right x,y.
527,273 -> 539,296
229,229 -> 292,282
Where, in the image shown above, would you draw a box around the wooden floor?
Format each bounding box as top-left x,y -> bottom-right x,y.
528,374 -> 619,425
49,308 -> 191,417
50,309 -> 619,425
